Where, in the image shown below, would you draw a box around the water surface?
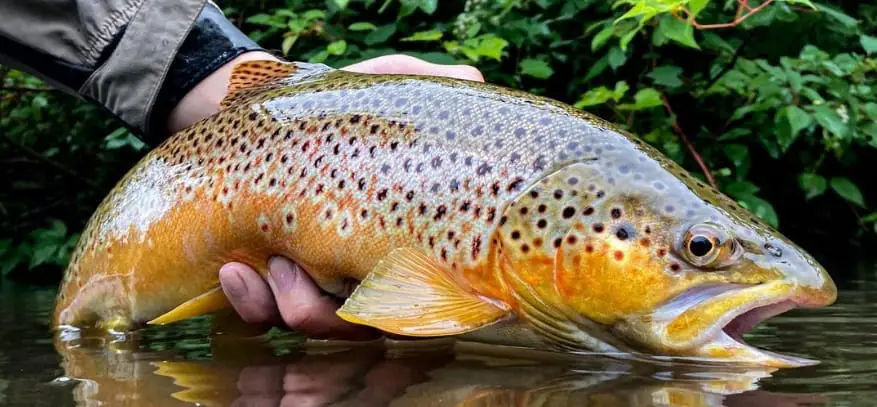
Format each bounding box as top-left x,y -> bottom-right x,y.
0,280 -> 875,407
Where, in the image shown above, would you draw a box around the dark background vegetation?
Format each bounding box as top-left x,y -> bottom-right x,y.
1,0 -> 875,286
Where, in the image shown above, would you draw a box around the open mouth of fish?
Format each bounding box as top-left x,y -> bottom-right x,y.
637,282 -> 820,368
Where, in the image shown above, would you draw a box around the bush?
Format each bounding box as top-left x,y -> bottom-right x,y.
1,0 -> 875,280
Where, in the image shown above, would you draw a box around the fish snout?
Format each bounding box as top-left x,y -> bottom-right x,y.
791,264 -> 837,308
769,241 -> 837,308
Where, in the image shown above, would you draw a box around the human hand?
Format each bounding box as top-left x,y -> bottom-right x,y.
201,54 -> 484,340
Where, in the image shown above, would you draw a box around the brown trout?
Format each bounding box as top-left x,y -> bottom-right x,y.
53,60 -> 837,367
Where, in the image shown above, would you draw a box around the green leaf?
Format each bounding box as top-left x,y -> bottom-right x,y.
860,35 -> 877,54
417,0 -> 438,14
607,46 -> 627,70
401,30 -> 443,42
862,212 -> 877,223
575,81 -> 628,108
811,105 -> 848,139
799,173 -> 827,199
474,35 -> 509,61
591,26 -> 614,51
618,88 -> 663,111
575,87 -> 615,108
327,40 -> 347,55
333,0 -> 350,9
309,50 -> 329,63
726,181 -> 760,198
830,177 -> 865,207
738,195 -> 779,228
281,36 -> 297,55
348,22 -> 378,31
814,3 -> 858,29
582,56 -> 609,82
864,103 -> 877,121
723,143 -> 750,175
301,9 -> 326,20
717,128 -> 751,141
29,243 -> 56,269
648,65 -> 683,88
365,24 -> 396,45
776,105 -> 813,152
246,14 -> 283,28
659,16 -> 699,49
520,59 -> 554,79
688,0 -> 710,17
780,0 -> 816,8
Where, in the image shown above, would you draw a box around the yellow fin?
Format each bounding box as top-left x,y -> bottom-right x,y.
147,286 -> 230,325
221,60 -> 332,108
336,247 -> 509,336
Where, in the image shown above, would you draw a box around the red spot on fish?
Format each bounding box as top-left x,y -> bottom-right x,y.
472,235 -> 482,259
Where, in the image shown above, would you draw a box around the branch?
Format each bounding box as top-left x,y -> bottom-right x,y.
0,66 -> 99,192
672,0 -> 775,30
0,86 -> 58,92
703,33 -> 751,91
661,95 -> 718,189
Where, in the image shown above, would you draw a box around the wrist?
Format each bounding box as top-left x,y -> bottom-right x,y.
148,1 -> 266,142
167,50 -> 279,134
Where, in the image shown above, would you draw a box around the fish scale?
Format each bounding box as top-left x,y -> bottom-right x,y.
53,60 -> 837,368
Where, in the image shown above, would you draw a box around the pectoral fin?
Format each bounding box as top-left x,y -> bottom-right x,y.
336,247 -> 508,336
147,286 -> 231,325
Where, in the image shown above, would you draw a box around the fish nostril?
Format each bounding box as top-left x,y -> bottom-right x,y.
764,242 -> 782,257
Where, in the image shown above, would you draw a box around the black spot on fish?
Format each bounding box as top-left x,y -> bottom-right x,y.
562,207 -> 575,218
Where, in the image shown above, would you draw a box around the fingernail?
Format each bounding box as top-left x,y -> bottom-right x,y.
267,256 -> 297,292
219,265 -> 248,300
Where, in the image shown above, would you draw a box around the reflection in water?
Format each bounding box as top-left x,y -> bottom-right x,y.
3,282 -> 877,406
52,327 -> 826,407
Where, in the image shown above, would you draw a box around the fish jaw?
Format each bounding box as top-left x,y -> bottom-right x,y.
611,276 -> 837,368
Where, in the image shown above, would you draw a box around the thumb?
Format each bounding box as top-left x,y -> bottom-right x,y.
341,54 -> 484,82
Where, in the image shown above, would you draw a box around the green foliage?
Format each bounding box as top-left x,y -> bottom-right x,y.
1,0 -> 876,278
1,68 -> 145,278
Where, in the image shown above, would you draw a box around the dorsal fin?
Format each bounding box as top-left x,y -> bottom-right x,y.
220,60 -> 333,108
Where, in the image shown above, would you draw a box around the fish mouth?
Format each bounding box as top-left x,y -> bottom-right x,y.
619,282 -> 824,368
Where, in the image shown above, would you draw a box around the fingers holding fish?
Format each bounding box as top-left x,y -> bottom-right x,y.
219,262 -> 281,326
341,54 -> 485,82
266,257 -> 380,341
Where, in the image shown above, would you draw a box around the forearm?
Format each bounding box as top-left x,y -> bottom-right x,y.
0,0 -> 266,144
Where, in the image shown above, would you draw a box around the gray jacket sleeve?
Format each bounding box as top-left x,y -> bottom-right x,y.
0,0 -> 264,143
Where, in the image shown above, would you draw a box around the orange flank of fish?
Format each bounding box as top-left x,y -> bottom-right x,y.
54,60 -> 837,369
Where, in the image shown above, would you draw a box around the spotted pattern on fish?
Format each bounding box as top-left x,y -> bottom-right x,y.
54,61 -> 834,371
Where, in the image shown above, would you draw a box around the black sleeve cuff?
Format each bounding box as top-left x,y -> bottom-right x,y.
147,2 -> 264,144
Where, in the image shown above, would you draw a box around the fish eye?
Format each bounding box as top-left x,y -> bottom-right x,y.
681,223 -> 738,268
688,236 -> 714,257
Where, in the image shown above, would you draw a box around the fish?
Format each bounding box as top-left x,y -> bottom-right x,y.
52,59 -> 837,368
